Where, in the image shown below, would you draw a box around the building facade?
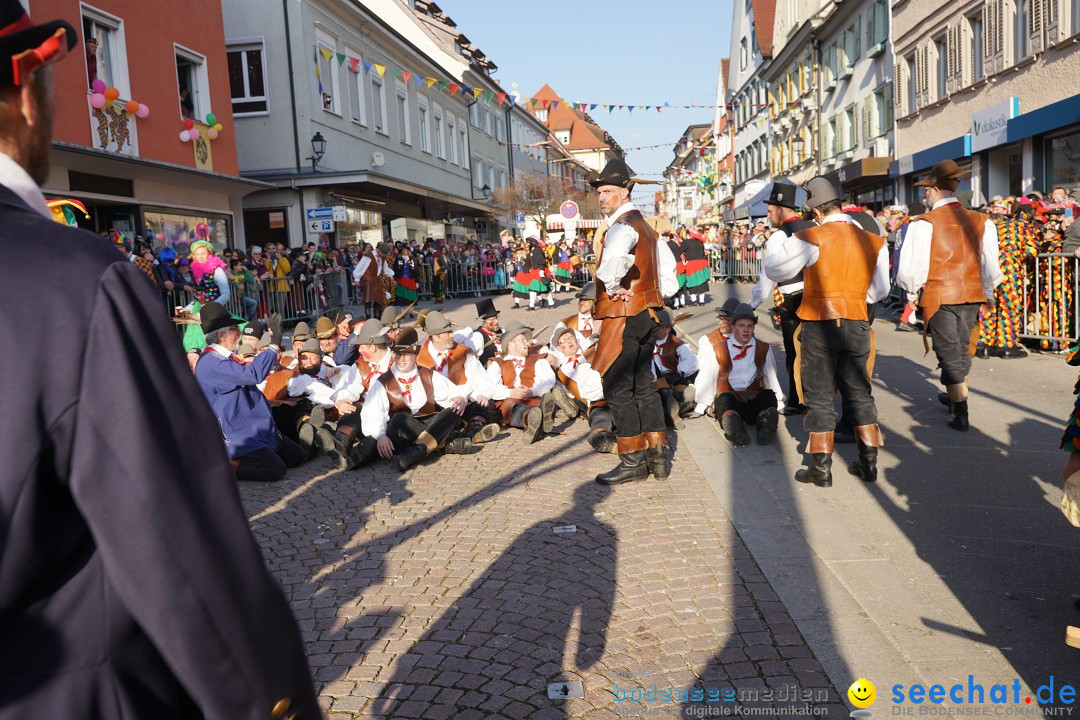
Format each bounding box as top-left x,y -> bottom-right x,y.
893,0 -> 1080,204
38,0 -> 258,248
662,124 -> 711,227
729,0 -> 776,209
529,84 -> 622,175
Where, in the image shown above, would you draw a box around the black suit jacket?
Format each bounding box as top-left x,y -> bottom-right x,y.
0,185 -> 319,718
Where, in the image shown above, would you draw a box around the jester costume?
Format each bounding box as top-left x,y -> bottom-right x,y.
393,253 -> 418,304
553,245 -> 574,286
511,248 -> 531,302
978,216 -> 1038,353
1036,222 -> 1073,350
681,231 -> 710,304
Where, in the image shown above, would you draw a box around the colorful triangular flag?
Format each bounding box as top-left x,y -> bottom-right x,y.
472,87 -> 483,101
320,48 -> 333,62
449,83 -> 461,95
336,52 -> 346,66
363,60 -> 373,74
386,67 -> 398,80
348,57 -> 360,73
374,63 -> 386,77
551,101 -> 559,111
496,91 -> 506,105
401,71 -> 412,83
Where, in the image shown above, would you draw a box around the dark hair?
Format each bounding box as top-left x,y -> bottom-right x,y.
815,200 -> 843,215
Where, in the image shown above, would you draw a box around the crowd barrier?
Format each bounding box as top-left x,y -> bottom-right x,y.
1020,252 -> 1078,346
708,246 -> 764,283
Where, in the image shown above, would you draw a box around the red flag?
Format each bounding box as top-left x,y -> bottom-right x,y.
449,83 -> 461,95
401,71 -> 412,84
497,92 -> 506,105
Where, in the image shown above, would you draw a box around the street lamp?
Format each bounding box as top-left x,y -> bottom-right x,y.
472,183 -> 491,200
792,136 -> 805,160
308,132 -> 327,172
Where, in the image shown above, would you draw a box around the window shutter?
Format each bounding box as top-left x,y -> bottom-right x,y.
884,81 -> 894,130
1031,0 -> 1046,54
867,7 -> 875,49
894,62 -> 903,114
946,24 -> 957,95
994,0 -> 1005,73
1047,0 -> 1061,45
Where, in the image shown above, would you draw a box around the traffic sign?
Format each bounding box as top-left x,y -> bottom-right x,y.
306,207 -> 334,220
560,200 -> 579,219
332,205 -> 347,222
514,210 -> 526,223
307,219 -> 335,234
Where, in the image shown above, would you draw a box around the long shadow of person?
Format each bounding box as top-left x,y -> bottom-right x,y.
370,482 -> 616,718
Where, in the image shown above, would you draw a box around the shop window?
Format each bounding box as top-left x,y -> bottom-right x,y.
81,6 -> 127,94
1046,131 -> 1080,190
175,45 -> 209,121
227,41 -> 267,115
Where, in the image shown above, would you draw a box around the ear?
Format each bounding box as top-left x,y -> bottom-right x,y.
18,71 -> 43,129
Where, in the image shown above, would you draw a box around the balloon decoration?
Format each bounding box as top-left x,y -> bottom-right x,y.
87,85 -> 149,153
177,111 -> 227,143
194,222 -> 211,240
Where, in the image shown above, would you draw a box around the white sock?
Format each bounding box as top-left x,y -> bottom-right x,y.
529,291 -> 537,308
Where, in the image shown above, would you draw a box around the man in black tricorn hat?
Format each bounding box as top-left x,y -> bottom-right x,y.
590,158 -> 671,485
765,174 -> 890,489
896,159 -> 1003,432
472,297 -> 502,366
751,180 -> 816,414
0,1 -> 321,715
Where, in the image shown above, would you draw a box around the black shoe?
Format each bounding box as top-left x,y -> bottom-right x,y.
679,386 -> 697,417
522,407 -> 544,444
316,427 -> 349,469
309,404 -> 327,429
444,437 -> 474,454
540,393 -> 557,433
595,451 -> 649,485
948,400 -> 970,431
987,347 -> 1006,358
344,436 -> 378,470
975,346 -> 990,359
667,395 -> 685,430
394,444 -> 428,472
756,408 -> 779,445
297,422 -> 319,460
779,404 -> 807,416
795,453 -> 833,487
646,446 -> 670,479
472,422 -> 501,443
1002,346 -> 1028,359
551,383 -> 579,419
938,392 -> 950,407
847,445 -> 878,483
720,414 -> 750,446
895,322 -> 919,332
587,429 -> 617,454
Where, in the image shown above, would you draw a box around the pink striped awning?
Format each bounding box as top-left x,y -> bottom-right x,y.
546,217 -> 602,230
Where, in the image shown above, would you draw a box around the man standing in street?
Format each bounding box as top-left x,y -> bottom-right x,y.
590,159 -> 670,485
765,175 -> 891,488
0,2 -> 320,716
897,160 -> 1003,431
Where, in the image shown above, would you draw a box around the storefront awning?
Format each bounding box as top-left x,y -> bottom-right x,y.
891,135 -> 970,177
547,217 -> 602,230
732,183 -> 772,219
838,157 -> 892,190
1008,93 -> 1080,144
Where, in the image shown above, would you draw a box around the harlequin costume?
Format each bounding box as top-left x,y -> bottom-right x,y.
1037,220 -> 1073,351
978,215 -> 1038,357
553,243 -> 574,285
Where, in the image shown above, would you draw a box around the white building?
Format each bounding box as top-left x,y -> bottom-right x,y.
663,124 -> 712,227
729,0 -> 776,212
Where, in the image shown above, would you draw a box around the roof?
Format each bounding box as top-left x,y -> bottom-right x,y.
529,84 -> 623,156
752,0 -> 776,57
721,58 -> 730,85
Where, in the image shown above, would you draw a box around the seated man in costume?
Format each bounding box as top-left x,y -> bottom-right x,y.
548,327 -> 617,454
487,320 -> 558,444
315,320 -> 393,470
194,303 -> 306,481
417,311 -> 501,443
471,298 -> 503,367
360,328 -> 474,471
651,310 -> 699,428
551,282 -> 600,351
694,303 -> 784,446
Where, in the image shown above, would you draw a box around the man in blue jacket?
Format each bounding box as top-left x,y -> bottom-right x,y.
194,302 -> 305,482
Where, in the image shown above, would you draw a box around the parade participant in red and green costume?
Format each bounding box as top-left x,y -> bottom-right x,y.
977,207 -> 1038,358
511,240 -> 531,308
526,236 -> 555,309
552,240 -> 574,288
392,245 -> 418,305
664,230 -> 687,308
681,228 -> 710,306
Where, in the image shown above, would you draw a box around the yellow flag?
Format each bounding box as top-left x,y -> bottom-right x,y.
425,77 -> 437,88
374,64 -> 386,78
472,87 -> 483,101
320,48 -> 333,62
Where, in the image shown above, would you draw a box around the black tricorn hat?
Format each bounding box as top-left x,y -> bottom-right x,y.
0,0 -> 77,87
589,158 -> 635,189
200,301 -> 237,336
475,297 -> 499,320
767,182 -> 800,210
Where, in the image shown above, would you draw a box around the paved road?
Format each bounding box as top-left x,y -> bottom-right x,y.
241,286 -> 1080,718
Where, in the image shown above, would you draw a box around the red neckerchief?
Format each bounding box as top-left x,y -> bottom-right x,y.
397,374 -> 417,404
433,349 -> 449,373
581,315 -> 593,335
571,353 -> 584,370
732,341 -> 753,361
511,357 -> 526,371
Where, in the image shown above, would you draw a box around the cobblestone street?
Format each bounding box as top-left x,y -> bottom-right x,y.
239,297 -> 847,720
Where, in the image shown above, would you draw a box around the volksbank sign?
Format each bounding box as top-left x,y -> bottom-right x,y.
971,97 -> 1020,152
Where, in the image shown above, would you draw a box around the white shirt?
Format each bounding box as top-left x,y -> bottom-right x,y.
764,213 -> 891,305
487,353 -> 557,401
286,364 -> 355,407
751,223 -> 807,308
595,201 -> 679,296
551,313 -> 597,351
549,349 -> 604,403
651,336 -> 698,379
694,335 -> 785,414
360,364 -> 466,438
423,340 -> 497,400
336,347 -> 393,403
896,197 -> 1004,299
0,152 -> 49,219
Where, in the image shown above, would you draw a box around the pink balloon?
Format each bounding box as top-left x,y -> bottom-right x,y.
179,130 -> 191,142
207,128 -> 218,140
135,103 -> 149,119
189,128 -> 200,140
91,78 -> 106,93
89,93 -> 106,109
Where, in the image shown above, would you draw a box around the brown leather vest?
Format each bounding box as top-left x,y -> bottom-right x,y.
594,209 -> 664,319
706,329 -> 768,394
919,203 -> 988,323
655,336 -> 684,373
417,341 -> 471,386
495,354 -> 542,390
796,222 -> 885,322
379,366 -> 437,416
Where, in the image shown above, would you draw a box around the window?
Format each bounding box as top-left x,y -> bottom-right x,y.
227,42 -> 268,114
371,74 -> 387,134
740,37 -> 748,69
905,53 -> 917,112
845,105 -> 857,150
82,7 -> 127,94
556,130 -> 570,145
827,117 -> 838,157
845,21 -> 861,66
536,108 -> 548,123
175,45 -> 209,121
418,99 -> 429,153
469,100 -> 481,128
347,49 -> 366,125
496,115 -> 505,142
459,124 -> 468,166
498,167 -> 507,188
444,111 -> 453,162
483,105 -> 492,135
488,162 -> 495,190
473,155 -> 483,187
396,82 -> 410,145
935,36 -> 947,99
1074,0 -> 1080,35
824,43 -> 837,85
315,29 -> 339,114
1016,0 -> 1030,61
868,0 -> 888,46
870,83 -> 892,138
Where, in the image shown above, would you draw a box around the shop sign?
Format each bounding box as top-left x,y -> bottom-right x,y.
971,97 -> 1019,153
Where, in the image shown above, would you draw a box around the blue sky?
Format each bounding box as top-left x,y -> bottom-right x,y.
445,0 -> 734,204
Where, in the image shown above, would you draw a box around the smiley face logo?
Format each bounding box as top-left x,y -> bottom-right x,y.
848,678 -> 876,708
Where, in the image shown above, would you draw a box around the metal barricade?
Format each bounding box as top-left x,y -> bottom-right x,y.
254,269 -> 348,325
1020,252 -> 1078,346
708,245 -> 764,283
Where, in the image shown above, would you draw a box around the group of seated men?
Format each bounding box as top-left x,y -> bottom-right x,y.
191,281 -> 787,482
